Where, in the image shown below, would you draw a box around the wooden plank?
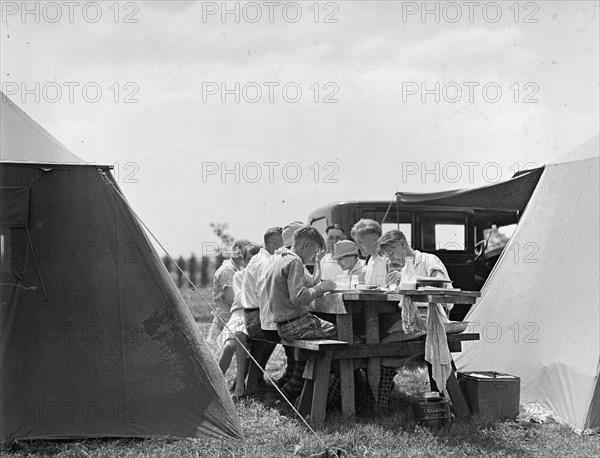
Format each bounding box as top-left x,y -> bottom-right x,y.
340,290 -> 480,302
281,339 -> 349,351
446,370 -> 470,418
337,309 -> 355,417
407,296 -> 478,305
303,360 -> 316,380
292,334 -> 479,360
339,360 -> 355,417
400,290 -> 481,297
310,351 -> 332,428
298,379 -> 314,418
365,302 -> 380,402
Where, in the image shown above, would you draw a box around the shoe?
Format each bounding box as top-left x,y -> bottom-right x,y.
263,391 -> 284,407
275,377 -> 290,388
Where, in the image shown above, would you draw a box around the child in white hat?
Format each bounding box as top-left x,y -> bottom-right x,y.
333,240 -> 365,277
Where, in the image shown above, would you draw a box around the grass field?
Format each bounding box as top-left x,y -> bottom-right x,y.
2,287 -> 598,457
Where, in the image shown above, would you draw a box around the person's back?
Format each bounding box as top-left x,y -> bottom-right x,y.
266,249 -> 316,324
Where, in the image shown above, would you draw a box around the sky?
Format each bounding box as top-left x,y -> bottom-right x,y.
1,0 -> 598,257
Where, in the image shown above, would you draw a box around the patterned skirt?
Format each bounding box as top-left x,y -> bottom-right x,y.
217,308 -> 247,348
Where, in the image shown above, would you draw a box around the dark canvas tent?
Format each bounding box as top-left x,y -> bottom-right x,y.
0,93 -> 243,442
396,166 -> 543,213
396,166 -> 544,230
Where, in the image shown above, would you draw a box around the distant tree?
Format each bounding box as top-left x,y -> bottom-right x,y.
200,255 -> 210,287
210,222 -> 234,252
176,255 -> 186,288
188,253 -> 198,286
161,255 -> 173,273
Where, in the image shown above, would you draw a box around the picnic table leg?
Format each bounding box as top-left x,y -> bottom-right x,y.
336,312 -> 355,417
298,361 -> 315,419
365,303 -> 380,402
309,351 -> 332,428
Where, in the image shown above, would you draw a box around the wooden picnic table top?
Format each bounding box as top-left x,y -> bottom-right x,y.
311,289 -> 481,314
338,289 -> 480,300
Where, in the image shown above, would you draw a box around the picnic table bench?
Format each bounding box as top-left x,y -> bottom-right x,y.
283,333 -> 480,427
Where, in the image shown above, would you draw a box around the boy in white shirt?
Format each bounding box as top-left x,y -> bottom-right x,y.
351,219 -> 388,286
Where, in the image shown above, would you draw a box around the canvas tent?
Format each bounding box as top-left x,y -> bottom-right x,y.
0,93 -> 243,442
396,166 -> 543,213
455,134 -> 600,432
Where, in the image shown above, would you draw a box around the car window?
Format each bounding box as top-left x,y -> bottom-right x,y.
421,212 -> 467,251
382,223 -> 412,247
434,224 -> 465,250
360,209 -> 413,247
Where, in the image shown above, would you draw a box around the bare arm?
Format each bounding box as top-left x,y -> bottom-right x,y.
223,286 -> 234,310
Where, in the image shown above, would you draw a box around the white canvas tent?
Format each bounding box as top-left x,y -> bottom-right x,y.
456,134 -> 600,432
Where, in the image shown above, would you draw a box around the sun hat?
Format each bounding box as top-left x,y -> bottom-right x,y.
333,240 -> 359,260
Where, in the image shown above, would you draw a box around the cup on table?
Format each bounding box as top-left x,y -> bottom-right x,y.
335,274 -> 350,290
350,274 -> 359,288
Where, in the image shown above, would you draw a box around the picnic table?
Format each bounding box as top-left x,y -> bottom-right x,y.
291,289 -> 481,426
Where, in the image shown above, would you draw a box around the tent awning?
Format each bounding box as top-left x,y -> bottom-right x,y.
396,167 -> 544,213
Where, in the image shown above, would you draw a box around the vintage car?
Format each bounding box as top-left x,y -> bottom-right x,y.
308,167 -> 544,320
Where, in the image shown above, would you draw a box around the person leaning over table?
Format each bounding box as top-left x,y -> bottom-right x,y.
374,229 -> 453,407
351,219 -> 388,286
320,224 -> 347,281
265,225 -> 337,402
333,240 -> 366,278
260,221 -> 311,391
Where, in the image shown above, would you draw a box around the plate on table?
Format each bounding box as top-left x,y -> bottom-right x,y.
354,284 -> 385,293
416,276 -> 453,288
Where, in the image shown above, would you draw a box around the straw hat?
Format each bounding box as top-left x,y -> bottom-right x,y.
333,240 -> 359,260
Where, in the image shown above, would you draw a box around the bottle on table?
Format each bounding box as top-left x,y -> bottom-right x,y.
400,255 -> 417,290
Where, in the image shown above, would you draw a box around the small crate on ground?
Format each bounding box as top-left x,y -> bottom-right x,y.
458,371 -> 520,420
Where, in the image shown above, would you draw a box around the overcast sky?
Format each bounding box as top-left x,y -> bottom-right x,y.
1,1 -> 598,257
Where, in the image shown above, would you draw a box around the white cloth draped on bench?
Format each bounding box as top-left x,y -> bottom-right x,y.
400,295 -> 452,395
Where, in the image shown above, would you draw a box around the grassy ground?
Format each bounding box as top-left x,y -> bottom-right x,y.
3,288 -> 598,457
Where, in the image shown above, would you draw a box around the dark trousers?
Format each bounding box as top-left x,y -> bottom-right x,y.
263,329 -> 295,387
244,309 -> 275,388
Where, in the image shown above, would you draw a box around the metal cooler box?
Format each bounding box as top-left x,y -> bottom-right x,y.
458,371 -> 520,420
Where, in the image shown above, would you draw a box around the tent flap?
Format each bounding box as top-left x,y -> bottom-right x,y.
396,167 -> 544,212
0,187 -> 29,227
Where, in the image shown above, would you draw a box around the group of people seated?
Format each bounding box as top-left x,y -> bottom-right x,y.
207,218 -> 452,409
